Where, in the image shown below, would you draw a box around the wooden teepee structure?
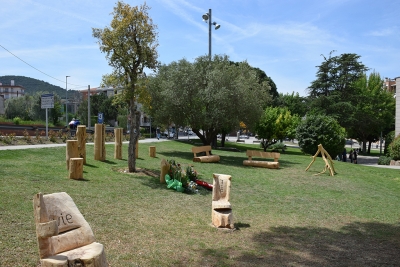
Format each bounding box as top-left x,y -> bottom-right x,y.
305,144 -> 336,176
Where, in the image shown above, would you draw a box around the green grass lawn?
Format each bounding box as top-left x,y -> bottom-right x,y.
1,140 -> 400,266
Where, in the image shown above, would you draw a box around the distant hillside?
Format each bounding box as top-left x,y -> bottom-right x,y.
0,75 -> 80,99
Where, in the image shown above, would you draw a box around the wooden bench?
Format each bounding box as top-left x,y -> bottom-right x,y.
192,145 -> 220,163
243,150 -> 280,169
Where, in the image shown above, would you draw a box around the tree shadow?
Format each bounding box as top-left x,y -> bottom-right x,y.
199,221 -> 400,266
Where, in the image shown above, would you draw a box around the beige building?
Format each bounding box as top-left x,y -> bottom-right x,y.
0,80 -> 25,99
0,80 -> 25,114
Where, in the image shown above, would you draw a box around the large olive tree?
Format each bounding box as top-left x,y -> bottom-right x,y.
147,55 -> 271,145
92,1 -> 158,172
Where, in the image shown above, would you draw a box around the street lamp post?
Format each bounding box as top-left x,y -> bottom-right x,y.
202,9 -> 220,60
66,76 -> 70,126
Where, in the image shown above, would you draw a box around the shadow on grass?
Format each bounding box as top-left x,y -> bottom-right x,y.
235,222 -> 251,230
103,160 -> 117,165
200,221 -> 400,266
84,163 -> 98,168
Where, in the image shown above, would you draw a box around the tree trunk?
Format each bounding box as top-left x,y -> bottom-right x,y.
221,133 -> 226,147
362,139 -> 367,155
128,100 -> 140,172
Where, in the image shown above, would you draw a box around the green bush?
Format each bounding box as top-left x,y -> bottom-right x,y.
13,117 -> 22,125
384,131 -> 395,155
296,114 -> 346,157
388,135 -> 400,160
378,156 -> 392,165
268,141 -> 286,152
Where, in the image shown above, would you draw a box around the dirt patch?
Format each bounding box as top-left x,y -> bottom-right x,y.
116,167 -> 159,178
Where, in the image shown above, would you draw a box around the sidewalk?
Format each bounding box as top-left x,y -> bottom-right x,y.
0,137 -> 168,151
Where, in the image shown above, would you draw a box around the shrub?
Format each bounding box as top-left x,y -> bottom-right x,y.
23,129 -> 32,143
384,131 -> 395,155
13,117 -> 22,125
378,156 -> 392,165
296,114 -> 346,157
268,141 -> 286,152
388,134 -> 400,160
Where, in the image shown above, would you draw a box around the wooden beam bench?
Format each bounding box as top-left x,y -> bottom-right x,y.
243,150 -> 280,169
192,145 -> 220,163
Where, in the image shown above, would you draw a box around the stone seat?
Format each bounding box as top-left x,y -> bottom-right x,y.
212,173 -> 234,229
33,192 -> 108,267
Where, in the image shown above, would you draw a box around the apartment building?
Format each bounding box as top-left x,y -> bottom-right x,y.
0,80 -> 25,99
0,80 -> 25,114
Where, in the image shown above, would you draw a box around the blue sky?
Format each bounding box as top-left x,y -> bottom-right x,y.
1,0 -> 399,96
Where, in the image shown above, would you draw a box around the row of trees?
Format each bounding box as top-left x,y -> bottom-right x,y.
272,52 -> 395,154
90,1 -> 395,172
4,92 -> 63,125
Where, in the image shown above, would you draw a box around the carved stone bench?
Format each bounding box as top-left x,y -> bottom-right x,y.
243,150 -> 280,169
212,173 -> 234,229
33,192 -> 108,267
192,145 -> 220,163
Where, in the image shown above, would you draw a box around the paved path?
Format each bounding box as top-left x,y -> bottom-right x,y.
0,137 -> 169,151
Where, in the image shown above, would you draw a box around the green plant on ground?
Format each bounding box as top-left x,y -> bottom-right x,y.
3,133 -> 16,144
48,130 -> 57,143
388,134 -> 400,160
23,129 -> 32,143
378,156 -> 392,165
13,116 -> 22,125
268,141 -> 286,152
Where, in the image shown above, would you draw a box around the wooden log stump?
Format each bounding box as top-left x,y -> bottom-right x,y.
69,158 -> 83,180
114,128 -> 123,159
160,159 -> 170,184
149,146 -> 156,157
94,124 -> 105,161
76,125 -> 86,164
66,140 -> 78,170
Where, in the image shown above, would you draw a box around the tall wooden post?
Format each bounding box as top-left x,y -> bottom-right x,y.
66,140 -> 79,170
94,124 -> 105,161
114,128 -> 123,159
76,125 -> 86,164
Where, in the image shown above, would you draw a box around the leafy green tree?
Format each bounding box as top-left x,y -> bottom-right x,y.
50,96 -> 63,126
93,1 -> 159,172
5,95 -> 34,120
307,52 -> 369,129
147,55 -> 271,145
308,51 -> 369,97
350,72 -> 395,153
255,107 -> 298,151
275,92 -> 308,117
296,114 -> 346,157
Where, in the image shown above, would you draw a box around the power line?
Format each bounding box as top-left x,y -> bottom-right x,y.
0,43 -> 88,88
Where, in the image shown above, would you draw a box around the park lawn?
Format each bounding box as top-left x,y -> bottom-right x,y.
1,140 -> 400,267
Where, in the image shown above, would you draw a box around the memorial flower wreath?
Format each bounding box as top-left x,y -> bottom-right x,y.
165,159 -> 213,193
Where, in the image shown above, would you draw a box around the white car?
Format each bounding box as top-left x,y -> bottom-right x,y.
163,130 -> 174,138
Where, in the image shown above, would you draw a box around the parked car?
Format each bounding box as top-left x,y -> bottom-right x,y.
163,130 -> 174,138
239,135 -> 250,139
